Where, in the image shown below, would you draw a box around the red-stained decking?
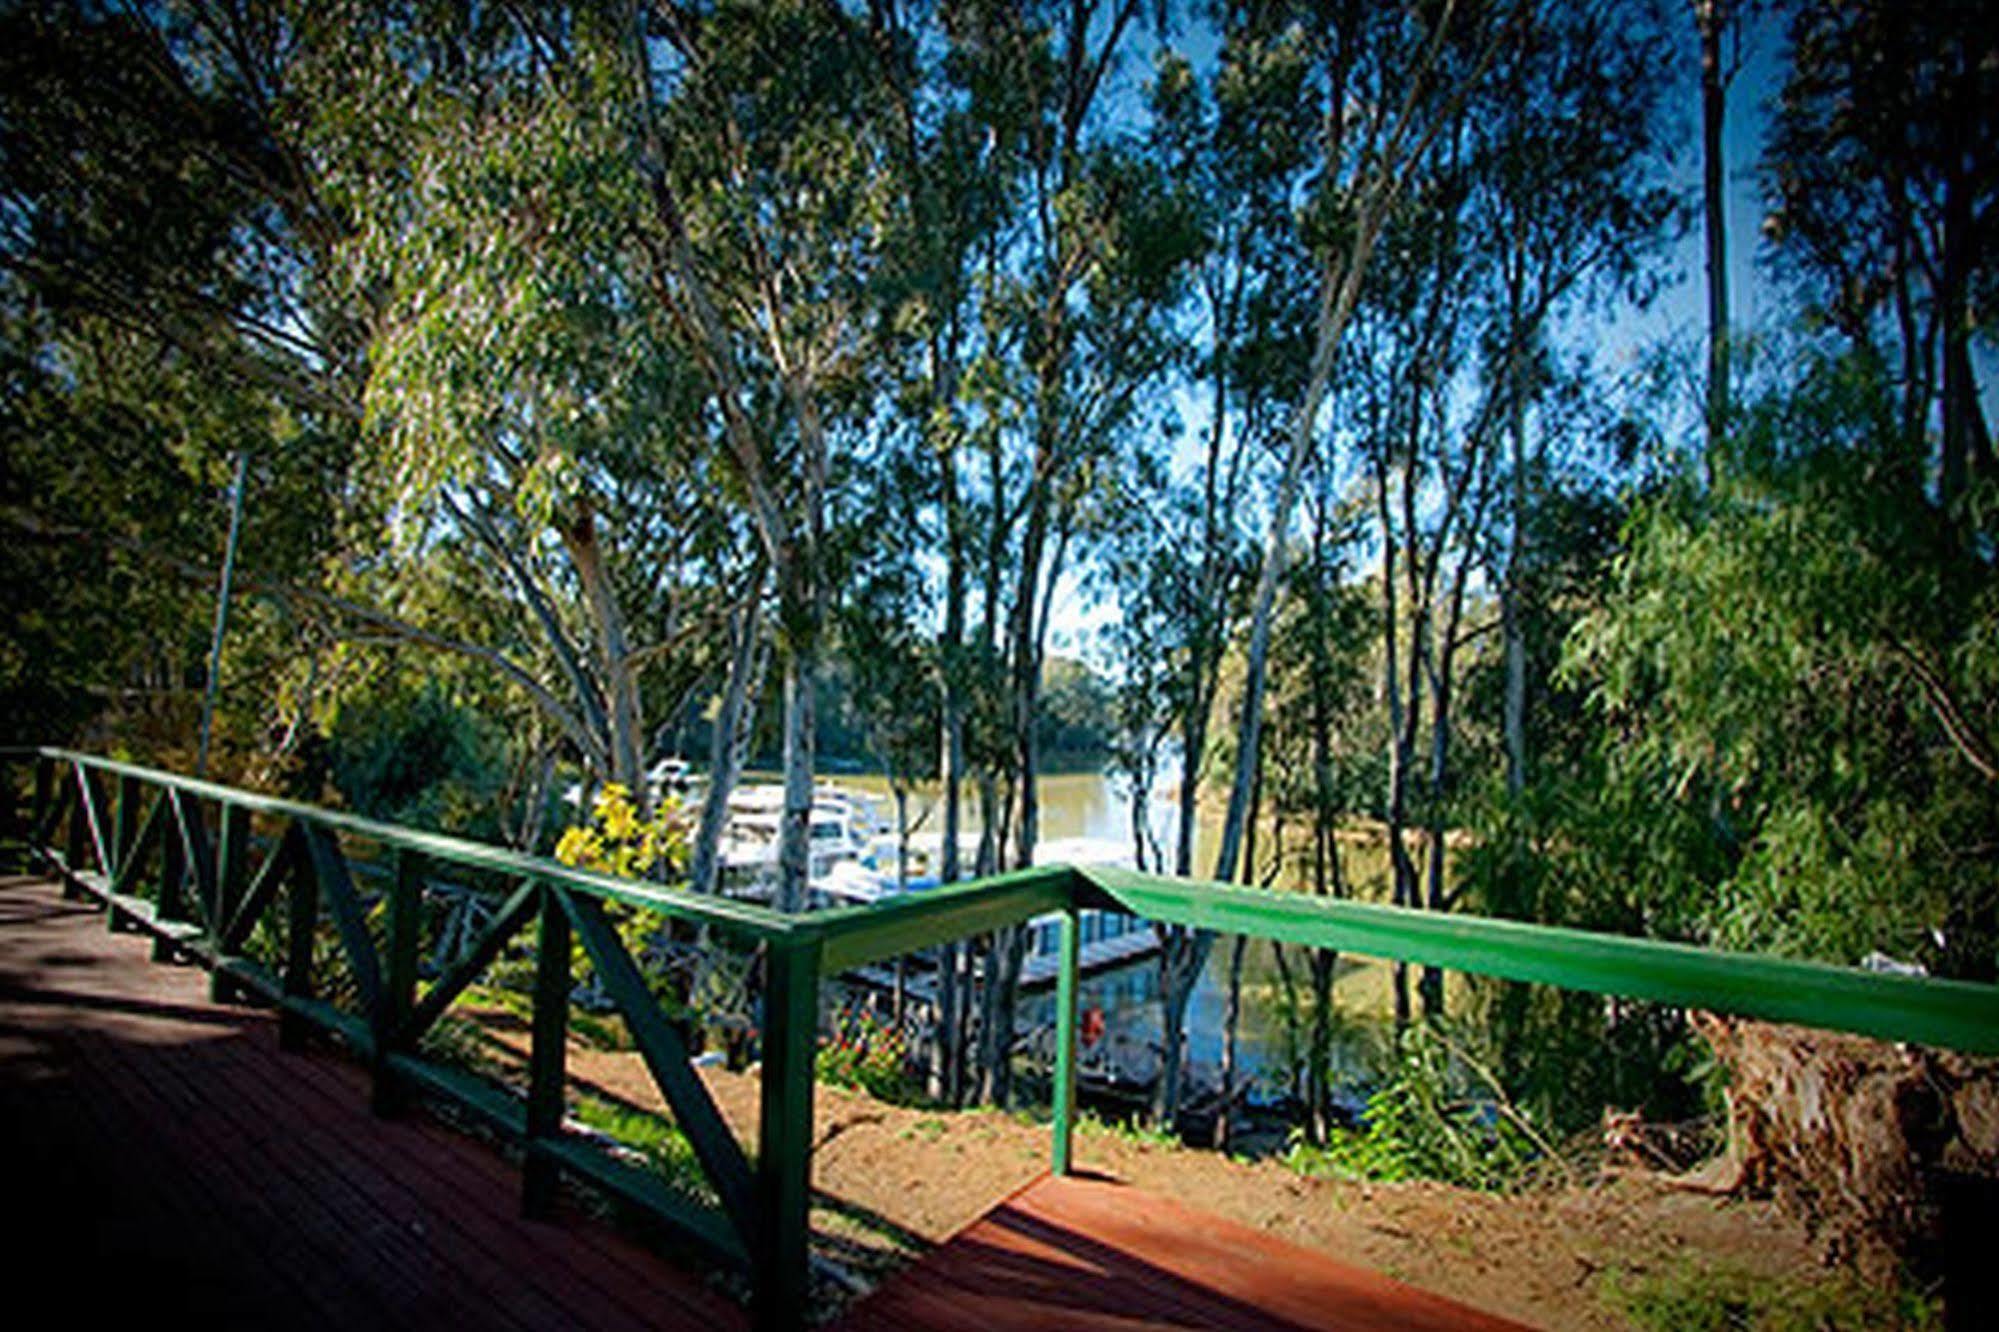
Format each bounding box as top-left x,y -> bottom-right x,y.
0,873 -> 745,1331
834,1171 -> 1532,1332
3,870 -> 1533,1330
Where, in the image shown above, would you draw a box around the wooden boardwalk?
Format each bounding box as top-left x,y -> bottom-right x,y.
0,873 -> 745,1332
835,1173 -> 1534,1332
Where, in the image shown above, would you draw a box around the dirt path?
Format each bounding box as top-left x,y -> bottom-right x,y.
462,1012 -> 1831,1331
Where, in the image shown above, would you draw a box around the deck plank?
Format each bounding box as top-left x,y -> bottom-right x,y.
835,1171 -> 1538,1332
0,874 -> 745,1332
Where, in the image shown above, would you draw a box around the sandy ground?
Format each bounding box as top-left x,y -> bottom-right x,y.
461,1006 -> 1829,1331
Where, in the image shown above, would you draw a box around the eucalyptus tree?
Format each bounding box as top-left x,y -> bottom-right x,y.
1692,0 -> 1752,457
0,0 -> 373,764
1148,21 -> 1316,879
870,5 -> 994,893
937,0 -> 1201,1103
1762,0 -> 1998,504
0,0 -> 367,425
622,0 -> 907,909
857,0 -> 1025,1099
942,0 -> 1199,876
1337,0 -> 1673,1019
1096,477 -> 1205,876
1344,138 -> 1517,1022
1127,1 -> 1524,1115
1211,0 -> 1520,901
1138,11 -> 1330,1124
0,1 -> 708,819
1469,0 -> 1679,796
334,14 -> 733,816
1253,463 -> 1374,1142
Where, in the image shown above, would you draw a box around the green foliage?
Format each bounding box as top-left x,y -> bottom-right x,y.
571,1095 -> 716,1206
1280,1024 -> 1546,1191
1036,656 -> 1119,769
327,681 -> 505,837
1601,1260 -> 1940,1332
1564,353 -> 1999,977
1076,1109 -> 1181,1150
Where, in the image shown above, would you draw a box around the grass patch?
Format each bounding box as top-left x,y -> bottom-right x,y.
1601,1260 -> 1940,1332
1076,1109 -> 1179,1149
904,1116 -> 947,1142
571,1094 -> 717,1206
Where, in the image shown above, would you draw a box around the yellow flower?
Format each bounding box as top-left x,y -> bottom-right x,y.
554,825 -> 604,868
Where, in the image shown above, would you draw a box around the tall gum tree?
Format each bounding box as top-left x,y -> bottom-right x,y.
1762,0 -> 1997,506
625,0 -> 903,909
1151,0 -> 1519,1121
945,0 -> 1199,1103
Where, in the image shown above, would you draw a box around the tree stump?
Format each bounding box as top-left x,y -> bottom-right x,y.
1691,1012 -> 1999,1305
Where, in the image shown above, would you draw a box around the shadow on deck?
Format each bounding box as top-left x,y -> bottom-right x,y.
0,874 -> 744,1331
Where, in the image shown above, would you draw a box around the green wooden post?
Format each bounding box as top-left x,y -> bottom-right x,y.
113,774 -> 140,882
210,803 -> 249,1002
77,767 -> 115,876
754,936 -> 821,1332
31,755 -> 53,878
523,883 -> 570,1220
63,767 -> 88,895
1052,900 -> 1081,1178
152,798 -> 187,960
280,825 -> 319,1051
373,849 -> 425,1117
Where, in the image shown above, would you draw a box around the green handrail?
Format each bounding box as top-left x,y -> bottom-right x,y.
35,749 -> 802,940
10,746 -> 1999,1332
1078,864 -> 1999,1056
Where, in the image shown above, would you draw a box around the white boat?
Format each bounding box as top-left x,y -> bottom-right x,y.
716,784 -> 892,896
809,860 -> 898,909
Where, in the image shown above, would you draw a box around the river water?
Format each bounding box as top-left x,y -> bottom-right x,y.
827,769 -> 1422,1110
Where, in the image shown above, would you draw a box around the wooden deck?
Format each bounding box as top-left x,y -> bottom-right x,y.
835,1171 -> 1534,1332
0,873 -> 745,1331
4,869 -> 1534,1331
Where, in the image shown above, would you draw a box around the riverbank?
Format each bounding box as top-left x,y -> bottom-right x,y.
452,998 -> 1910,1330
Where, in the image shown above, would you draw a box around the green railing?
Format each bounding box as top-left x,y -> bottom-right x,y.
6,748 -> 820,1328
8,747 -> 1999,1329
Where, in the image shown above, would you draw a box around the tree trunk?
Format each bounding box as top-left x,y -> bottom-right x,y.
1377,465 -> 1419,1028
1692,1013 -> 1999,1290
1939,155 -> 1987,502
1217,931 -> 1247,1150
1010,482 -> 1050,871
1698,0 -> 1730,464
1175,689 -> 1207,876
776,592 -> 817,912
932,940 -> 961,1104
1503,291 -> 1530,796
1151,929 -> 1209,1129
691,574 -> 765,896
563,506 -> 646,801
1211,0 -> 1484,889
976,924 -> 1027,1105
1308,944 -> 1338,1143
1305,533 -> 1344,1143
